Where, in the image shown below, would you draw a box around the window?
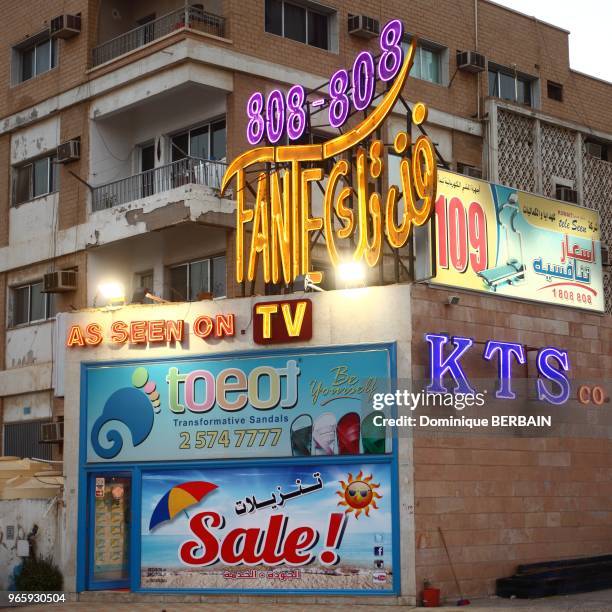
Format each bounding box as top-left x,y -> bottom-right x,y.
401,38 -> 445,84
547,80 -> 563,102
488,64 -> 534,106
168,256 -> 226,301
265,0 -> 331,50
13,153 -> 59,205
171,119 -> 226,161
13,34 -> 57,84
10,281 -> 56,326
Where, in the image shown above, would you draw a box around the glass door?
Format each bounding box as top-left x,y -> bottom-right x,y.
88,473 -> 131,589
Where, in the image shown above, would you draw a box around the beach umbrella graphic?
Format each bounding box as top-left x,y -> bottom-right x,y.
149,481 -> 217,531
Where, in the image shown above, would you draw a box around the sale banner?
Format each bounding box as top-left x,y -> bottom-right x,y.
85,346 -> 392,463
432,170 -> 604,311
140,461 -> 395,592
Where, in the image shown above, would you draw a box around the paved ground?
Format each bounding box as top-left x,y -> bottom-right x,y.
4,589 -> 612,612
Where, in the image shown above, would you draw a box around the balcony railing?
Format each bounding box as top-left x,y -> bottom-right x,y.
91,157 -> 227,212
91,6 -> 226,67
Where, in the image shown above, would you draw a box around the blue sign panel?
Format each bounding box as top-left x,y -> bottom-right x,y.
84,347 -> 393,463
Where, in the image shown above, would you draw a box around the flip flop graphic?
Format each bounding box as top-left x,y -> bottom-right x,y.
361,412 -> 386,454
313,412 -> 338,455
290,414 -> 313,456
337,412 -> 361,454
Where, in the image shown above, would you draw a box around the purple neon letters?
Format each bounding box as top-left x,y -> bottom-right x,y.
244,19 -> 405,142
425,334 -> 572,405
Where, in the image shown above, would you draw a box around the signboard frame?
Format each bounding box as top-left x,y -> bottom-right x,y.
76,343 -> 400,596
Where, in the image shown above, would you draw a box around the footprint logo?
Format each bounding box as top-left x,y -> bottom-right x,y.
90,367 -> 159,459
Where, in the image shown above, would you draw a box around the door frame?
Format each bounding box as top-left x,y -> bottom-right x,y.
85,469 -> 134,591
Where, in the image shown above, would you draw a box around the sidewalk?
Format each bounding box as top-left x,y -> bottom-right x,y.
5,589 -> 612,612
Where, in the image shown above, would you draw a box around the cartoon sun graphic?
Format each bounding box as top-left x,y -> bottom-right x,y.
336,471 -> 382,518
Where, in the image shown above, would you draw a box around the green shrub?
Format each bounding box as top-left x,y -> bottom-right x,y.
14,555 -> 63,591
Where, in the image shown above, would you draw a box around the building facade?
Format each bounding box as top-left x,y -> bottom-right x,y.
0,0 -> 610,603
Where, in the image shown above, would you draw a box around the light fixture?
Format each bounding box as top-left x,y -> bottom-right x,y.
97,281 -> 125,306
304,274 -> 325,292
447,295 -> 460,305
338,261 -> 366,286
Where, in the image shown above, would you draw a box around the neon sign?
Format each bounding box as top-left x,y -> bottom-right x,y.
425,334 -> 571,404
222,19 -> 437,285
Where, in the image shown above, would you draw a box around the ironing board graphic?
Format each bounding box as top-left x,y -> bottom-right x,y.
478,192 -> 526,290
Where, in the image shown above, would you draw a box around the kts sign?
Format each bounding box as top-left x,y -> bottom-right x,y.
221,19 -> 437,286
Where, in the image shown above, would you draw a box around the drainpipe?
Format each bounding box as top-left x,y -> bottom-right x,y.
475,0 -> 480,120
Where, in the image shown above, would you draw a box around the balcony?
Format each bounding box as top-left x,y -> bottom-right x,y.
91,156 -> 227,212
91,5 -> 226,67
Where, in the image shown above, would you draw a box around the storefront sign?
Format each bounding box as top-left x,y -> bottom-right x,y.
84,346 -> 392,463
426,333 -> 571,404
140,461 -> 395,593
253,299 -> 312,344
222,19 -> 437,285
67,315 -> 235,347
432,171 -> 604,311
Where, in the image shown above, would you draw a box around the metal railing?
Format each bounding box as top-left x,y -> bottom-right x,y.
92,157 -> 227,212
92,6 -> 226,67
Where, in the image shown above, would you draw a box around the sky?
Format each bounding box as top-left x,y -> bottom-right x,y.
492,0 -> 611,82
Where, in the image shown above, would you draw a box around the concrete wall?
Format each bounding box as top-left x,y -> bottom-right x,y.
0,498 -> 63,590
60,284 -> 416,600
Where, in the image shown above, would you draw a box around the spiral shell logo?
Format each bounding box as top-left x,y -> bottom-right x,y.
90,367 -> 159,459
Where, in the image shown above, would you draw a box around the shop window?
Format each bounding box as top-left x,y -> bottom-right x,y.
265,0 -> 333,51
4,420 -> 53,460
171,118 -> 226,161
9,281 -> 56,327
12,153 -> 59,205
12,33 -> 57,84
168,255 -> 226,301
488,63 -> 535,107
547,80 -> 563,102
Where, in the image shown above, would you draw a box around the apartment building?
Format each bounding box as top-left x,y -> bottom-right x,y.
0,0 -> 610,602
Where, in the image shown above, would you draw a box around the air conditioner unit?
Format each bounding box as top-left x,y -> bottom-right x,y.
458,163 -> 482,179
555,185 -> 578,204
41,421 -> 64,443
43,270 -> 77,293
456,50 -> 486,73
601,245 -> 610,267
57,139 -> 80,163
348,15 -> 380,39
50,14 -> 81,39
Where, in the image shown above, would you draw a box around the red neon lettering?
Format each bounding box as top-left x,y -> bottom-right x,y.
166,319 -> 184,342
215,314 -> 235,338
130,320 -> 147,343
111,321 -> 129,343
85,323 -> 103,346
193,315 -> 214,339
148,320 -> 166,342
66,325 -> 85,348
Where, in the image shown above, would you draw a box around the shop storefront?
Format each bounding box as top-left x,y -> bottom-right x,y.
60,286 -> 414,597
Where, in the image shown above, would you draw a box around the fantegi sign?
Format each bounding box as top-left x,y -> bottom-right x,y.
221,19 -> 437,285
84,346 -> 392,463
432,171 -> 604,311
140,461 -> 396,593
